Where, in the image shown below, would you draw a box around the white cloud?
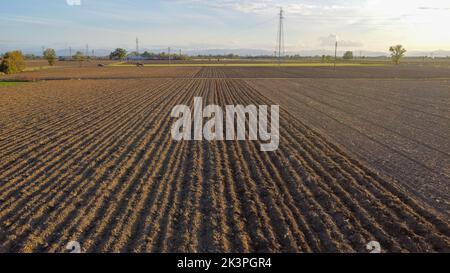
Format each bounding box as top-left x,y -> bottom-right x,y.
4,0 -> 450,52
418,6 -> 450,10
173,0 -> 347,15
66,0 -> 81,6
0,14 -> 65,25
318,34 -> 363,47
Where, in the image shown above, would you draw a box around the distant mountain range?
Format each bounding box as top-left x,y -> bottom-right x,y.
3,47 -> 450,58
183,49 -> 389,57
407,50 -> 450,57
183,49 -> 450,58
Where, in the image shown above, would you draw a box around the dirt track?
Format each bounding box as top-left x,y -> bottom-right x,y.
0,66 -> 449,253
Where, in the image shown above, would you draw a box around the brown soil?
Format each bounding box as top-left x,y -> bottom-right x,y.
247,78 -> 450,216
0,66 -> 449,253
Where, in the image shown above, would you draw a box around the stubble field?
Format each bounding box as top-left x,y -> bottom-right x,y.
0,64 -> 449,253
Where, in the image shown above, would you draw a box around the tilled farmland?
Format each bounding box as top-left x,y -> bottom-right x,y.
0,66 -> 449,253
247,78 -> 450,215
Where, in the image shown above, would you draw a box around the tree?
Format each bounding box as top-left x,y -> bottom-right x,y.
343,51 -> 354,60
73,51 -> 85,61
321,55 -> 333,62
389,45 -> 406,65
0,50 -> 26,74
72,51 -> 86,67
43,48 -> 57,66
24,54 -> 37,60
141,51 -> 154,58
177,54 -> 188,61
109,48 -> 127,60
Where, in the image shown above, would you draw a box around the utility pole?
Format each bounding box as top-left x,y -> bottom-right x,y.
69,47 -> 72,60
334,37 -> 338,70
276,7 -> 285,66
86,44 -> 89,58
168,47 -> 171,65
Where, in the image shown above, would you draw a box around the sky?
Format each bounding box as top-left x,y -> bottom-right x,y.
1,0 -> 450,54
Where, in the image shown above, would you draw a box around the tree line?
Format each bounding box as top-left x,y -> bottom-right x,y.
109,48 -> 188,61
1,45 -> 408,74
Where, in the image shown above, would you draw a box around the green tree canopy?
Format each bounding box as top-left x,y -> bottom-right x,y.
0,50 -> 26,74
343,51 -> 354,60
321,55 -> 333,62
389,45 -> 407,65
141,51 -> 154,58
73,51 -> 86,61
43,48 -> 57,66
24,54 -> 37,60
109,48 -> 127,60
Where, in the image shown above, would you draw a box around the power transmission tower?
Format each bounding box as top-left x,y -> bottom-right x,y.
276,7 -> 285,65
334,41 -> 337,70
136,37 -> 140,55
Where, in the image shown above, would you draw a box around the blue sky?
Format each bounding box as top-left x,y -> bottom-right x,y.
1,0 -> 449,53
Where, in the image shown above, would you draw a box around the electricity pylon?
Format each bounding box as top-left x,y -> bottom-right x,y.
276,8 -> 285,65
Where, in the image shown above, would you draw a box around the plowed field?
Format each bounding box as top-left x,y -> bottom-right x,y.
0,66 -> 449,253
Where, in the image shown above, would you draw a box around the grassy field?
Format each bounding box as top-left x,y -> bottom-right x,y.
0,82 -> 23,87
